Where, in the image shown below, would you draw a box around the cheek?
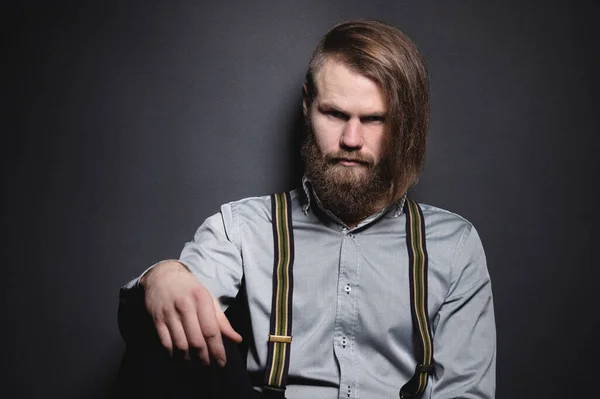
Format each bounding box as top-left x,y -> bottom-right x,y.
365,128 -> 386,159
311,115 -> 341,153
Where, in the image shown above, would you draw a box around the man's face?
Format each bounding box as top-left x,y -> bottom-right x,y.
302,58 -> 392,223
304,58 -> 388,184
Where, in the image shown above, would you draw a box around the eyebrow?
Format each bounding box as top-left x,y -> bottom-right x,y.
317,102 -> 387,119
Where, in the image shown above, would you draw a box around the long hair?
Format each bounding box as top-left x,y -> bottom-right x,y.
305,20 -> 429,198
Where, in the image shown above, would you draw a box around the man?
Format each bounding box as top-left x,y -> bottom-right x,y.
117,20 -> 496,399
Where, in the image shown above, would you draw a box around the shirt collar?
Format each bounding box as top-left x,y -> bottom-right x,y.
301,175 -> 407,229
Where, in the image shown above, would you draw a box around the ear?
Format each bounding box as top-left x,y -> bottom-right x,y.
302,83 -> 309,117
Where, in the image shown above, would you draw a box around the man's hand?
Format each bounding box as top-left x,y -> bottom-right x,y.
140,260 -> 242,367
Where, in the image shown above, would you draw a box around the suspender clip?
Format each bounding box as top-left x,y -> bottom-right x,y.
268,334 -> 293,343
262,385 -> 287,398
415,363 -> 434,373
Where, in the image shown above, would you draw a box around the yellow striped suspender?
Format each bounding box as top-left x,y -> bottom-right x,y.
263,192 -> 295,398
399,198 -> 434,398
263,194 -> 433,398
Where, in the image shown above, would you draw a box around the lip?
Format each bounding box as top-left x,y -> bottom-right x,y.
339,160 -> 362,166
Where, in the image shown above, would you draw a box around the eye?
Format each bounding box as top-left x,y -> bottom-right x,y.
361,116 -> 385,124
327,110 -> 348,120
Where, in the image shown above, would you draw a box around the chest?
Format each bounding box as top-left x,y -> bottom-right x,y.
239,219 -> 451,338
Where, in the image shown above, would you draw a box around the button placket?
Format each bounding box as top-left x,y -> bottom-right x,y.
336,228 -> 359,399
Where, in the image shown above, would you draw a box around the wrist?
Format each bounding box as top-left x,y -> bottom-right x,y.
140,259 -> 190,287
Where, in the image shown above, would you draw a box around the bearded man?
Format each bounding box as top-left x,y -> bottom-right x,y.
117,20 -> 496,399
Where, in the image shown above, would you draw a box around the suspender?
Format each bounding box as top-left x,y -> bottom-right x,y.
263,192 -> 295,398
399,198 -> 434,398
265,194 -> 433,398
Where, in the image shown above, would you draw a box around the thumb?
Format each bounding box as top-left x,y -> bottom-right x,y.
212,295 -> 243,343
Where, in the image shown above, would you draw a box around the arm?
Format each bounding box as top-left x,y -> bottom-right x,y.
430,225 -> 496,399
118,206 -> 244,366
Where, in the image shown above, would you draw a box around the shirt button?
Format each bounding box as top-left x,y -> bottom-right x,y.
344,284 -> 351,293
341,337 -> 348,346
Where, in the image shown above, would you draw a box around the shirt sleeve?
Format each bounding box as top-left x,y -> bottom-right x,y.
178,203 -> 244,311
430,224 -> 496,399
118,203 -> 244,342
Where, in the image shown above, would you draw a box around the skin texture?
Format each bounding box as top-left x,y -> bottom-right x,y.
303,58 -> 390,226
143,59 -> 390,365
304,58 -> 387,185
141,260 -> 242,366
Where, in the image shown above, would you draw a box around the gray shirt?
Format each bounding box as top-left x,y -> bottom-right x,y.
123,184 -> 496,398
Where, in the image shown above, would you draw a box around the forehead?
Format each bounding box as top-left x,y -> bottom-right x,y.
313,58 -> 387,114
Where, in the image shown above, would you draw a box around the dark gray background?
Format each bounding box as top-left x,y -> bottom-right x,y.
3,1 -> 598,398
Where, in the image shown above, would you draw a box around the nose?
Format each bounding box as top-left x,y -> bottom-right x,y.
340,119 -> 363,150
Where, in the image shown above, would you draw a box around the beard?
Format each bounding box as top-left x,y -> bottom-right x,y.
301,122 -> 393,225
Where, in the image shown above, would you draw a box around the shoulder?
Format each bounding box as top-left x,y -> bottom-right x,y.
414,201 -> 484,258
417,202 -> 488,281
417,202 -> 474,230
219,188 -> 305,226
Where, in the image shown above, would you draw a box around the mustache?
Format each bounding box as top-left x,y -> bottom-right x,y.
324,150 -> 375,166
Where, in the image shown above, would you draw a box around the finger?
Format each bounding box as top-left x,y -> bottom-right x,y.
155,320 -> 173,355
165,314 -> 189,359
213,296 -> 243,343
179,308 -> 209,365
195,292 -> 226,367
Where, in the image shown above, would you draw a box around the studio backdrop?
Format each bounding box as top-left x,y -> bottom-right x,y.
4,1 -> 597,398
